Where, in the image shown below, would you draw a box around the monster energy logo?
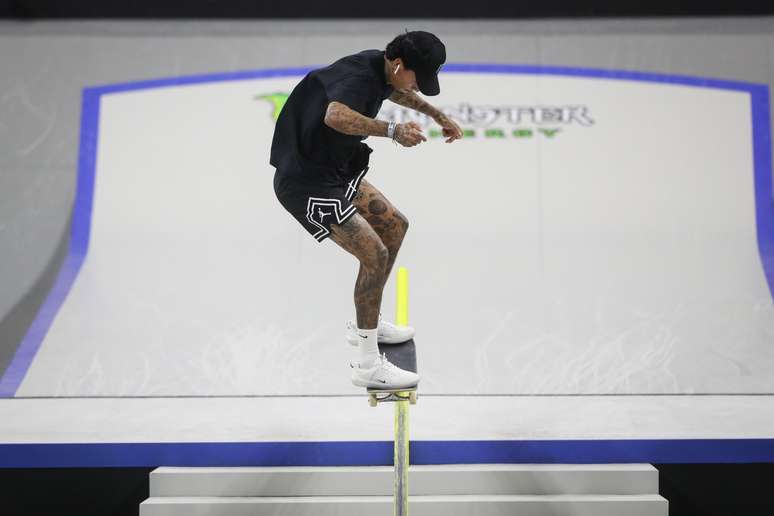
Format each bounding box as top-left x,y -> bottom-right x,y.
389,103 -> 593,140
418,104 -> 594,126
259,93 -> 593,140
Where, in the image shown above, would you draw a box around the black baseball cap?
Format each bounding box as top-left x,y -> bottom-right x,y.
400,31 -> 446,96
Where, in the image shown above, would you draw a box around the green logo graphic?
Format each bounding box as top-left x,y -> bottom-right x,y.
256,92 -> 290,122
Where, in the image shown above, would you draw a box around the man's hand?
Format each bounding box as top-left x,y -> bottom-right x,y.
434,113 -> 463,143
394,122 -> 427,147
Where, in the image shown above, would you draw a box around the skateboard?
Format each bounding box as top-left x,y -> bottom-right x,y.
366,338 -> 418,407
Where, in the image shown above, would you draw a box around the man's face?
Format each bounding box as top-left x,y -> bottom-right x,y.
393,59 -> 419,94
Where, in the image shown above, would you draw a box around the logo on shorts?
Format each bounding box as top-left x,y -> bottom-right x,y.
317,208 -> 331,222
306,197 -> 357,242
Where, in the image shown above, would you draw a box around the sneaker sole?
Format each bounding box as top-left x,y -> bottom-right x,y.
352,377 -> 420,389
351,369 -> 421,388
346,334 -> 417,346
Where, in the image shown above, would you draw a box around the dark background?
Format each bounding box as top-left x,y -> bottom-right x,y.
0,0 -> 773,19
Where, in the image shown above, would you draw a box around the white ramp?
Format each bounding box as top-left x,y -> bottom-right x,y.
11,69 -> 774,399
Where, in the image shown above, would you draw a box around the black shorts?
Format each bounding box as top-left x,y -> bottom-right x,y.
273,157 -> 369,243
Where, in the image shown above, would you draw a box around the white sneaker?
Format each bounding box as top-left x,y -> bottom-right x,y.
345,314 -> 416,346
350,353 -> 420,389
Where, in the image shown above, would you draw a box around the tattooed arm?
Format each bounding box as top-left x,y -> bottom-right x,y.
324,101 -> 389,137
388,91 -> 464,144
388,90 -> 444,119
324,101 -> 426,147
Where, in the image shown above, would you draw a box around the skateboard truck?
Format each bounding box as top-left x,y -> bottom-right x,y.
367,386 -> 418,407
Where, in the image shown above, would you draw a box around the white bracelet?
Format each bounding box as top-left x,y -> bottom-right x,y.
387,121 -> 397,140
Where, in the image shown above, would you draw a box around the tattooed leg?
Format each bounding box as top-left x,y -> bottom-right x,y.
352,179 -> 409,288
329,212 -> 389,329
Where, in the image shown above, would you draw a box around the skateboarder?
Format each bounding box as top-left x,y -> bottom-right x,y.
270,30 -> 463,389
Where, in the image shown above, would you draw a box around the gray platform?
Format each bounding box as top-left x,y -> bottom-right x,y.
140,464 -> 668,516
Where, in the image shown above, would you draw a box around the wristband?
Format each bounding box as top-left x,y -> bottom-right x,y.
387,121 -> 397,140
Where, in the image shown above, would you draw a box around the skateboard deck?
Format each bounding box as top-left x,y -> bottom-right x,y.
367,339 -> 418,406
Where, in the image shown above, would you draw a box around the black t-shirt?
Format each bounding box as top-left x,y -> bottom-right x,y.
269,49 -> 394,184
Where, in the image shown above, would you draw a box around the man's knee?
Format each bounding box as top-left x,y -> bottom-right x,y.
388,211 -> 409,249
396,211 -> 409,237
375,243 -> 390,271
363,241 -> 390,274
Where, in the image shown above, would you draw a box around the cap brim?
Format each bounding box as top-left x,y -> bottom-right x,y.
417,73 -> 440,96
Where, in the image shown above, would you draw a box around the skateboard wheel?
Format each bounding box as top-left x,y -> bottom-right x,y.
368,395 -> 377,407
409,392 -> 417,404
